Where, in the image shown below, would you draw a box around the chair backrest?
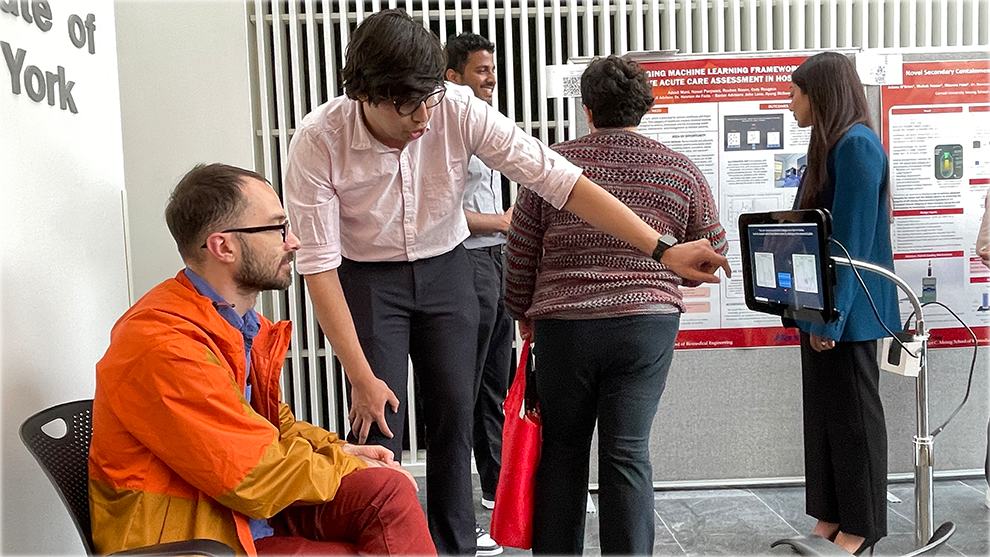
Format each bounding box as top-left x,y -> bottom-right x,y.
19,400 -> 96,555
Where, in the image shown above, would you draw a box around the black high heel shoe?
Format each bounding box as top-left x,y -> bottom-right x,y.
853,537 -> 878,556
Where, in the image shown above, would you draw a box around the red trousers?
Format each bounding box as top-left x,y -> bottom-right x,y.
255,467 -> 437,556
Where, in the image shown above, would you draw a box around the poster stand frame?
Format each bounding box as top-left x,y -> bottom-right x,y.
833,256 -> 934,548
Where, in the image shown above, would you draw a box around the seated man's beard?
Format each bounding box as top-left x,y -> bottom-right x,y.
236,244 -> 294,291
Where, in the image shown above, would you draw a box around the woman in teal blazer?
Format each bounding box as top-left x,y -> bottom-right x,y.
788,52 -> 901,555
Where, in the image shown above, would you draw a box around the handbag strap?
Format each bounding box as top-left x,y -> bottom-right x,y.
523,344 -> 539,416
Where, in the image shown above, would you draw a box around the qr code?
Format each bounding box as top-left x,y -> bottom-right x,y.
562,76 -> 582,98
871,66 -> 887,85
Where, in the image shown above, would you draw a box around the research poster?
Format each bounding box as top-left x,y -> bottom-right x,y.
880,58 -> 990,349
636,55 -> 810,348
633,54 -> 989,349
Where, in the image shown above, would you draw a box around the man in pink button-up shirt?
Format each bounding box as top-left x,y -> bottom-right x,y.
284,9 -> 729,555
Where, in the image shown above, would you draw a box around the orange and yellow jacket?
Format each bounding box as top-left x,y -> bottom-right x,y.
89,272 -> 366,555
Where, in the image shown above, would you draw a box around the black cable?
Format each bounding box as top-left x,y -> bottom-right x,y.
826,239 -> 980,438
901,300 -> 979,438
828,237 -> 918,358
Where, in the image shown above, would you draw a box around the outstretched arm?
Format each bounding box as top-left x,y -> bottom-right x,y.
562,175 -> 731,282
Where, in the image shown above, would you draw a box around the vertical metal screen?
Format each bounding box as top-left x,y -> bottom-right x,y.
248,0 -> 988,458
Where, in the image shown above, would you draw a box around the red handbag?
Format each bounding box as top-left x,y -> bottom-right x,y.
490,340 -> 541,549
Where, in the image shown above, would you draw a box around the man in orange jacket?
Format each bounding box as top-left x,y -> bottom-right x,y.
89,163 -> 437,556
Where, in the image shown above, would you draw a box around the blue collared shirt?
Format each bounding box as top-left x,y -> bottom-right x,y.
183,269 -> 273,540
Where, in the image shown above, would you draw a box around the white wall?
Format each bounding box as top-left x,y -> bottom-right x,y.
115,0 -> 256,299
1,0 -> 256,553
1,0 -> 129,553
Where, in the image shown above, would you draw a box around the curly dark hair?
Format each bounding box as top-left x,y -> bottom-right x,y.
444,32 -> 495,74
165,164 -> 266,262
341,10 -> 446,106
580,55 -> 655,129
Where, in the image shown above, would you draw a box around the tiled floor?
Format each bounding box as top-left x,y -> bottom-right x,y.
419,476 -> 990,556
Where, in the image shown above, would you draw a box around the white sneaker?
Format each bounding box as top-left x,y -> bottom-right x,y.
481,496 -> 495,510
476,524 -> 503,556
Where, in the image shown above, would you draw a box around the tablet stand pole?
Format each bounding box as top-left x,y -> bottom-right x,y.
832,256 -> 932,548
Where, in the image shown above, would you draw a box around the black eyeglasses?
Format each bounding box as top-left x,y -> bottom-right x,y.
201,222 -> 290,249
393,85 -> 446,117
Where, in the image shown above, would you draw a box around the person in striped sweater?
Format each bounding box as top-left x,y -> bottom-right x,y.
505,54 -> 727,556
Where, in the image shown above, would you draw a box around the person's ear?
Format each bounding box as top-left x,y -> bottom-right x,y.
582,105 -> 595,132
203,233 -> 237,264
446,68 -> 462,84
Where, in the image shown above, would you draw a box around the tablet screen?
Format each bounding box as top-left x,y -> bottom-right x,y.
738,210 -> 837,324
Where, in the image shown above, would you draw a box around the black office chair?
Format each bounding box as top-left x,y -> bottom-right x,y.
19,399 -> 234,556
771,521 -> 956,556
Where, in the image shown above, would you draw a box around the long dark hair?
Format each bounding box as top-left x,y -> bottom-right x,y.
792,52 -> 872,208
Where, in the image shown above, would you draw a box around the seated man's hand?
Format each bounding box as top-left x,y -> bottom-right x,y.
661,239 -> 731,283
342,443 -> 394,464
344,444 -> 418,492
349,376 -> 400,443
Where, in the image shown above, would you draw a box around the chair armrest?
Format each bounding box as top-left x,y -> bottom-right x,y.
108,539 -> 235,557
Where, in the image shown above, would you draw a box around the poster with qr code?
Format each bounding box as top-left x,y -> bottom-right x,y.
626,53 -> 989,349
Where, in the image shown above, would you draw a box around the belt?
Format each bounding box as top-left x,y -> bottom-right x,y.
470,244 -> 506,254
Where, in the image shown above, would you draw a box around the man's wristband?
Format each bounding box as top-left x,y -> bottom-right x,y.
651,234 -> 678,263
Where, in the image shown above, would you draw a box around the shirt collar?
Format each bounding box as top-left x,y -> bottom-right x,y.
183,268 -> 259,339
350,100 -> 374,151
